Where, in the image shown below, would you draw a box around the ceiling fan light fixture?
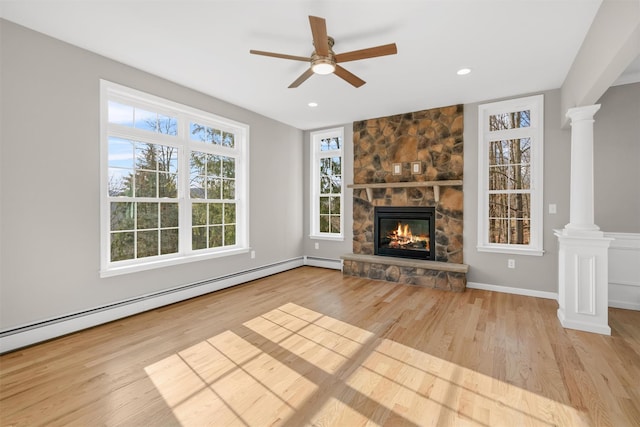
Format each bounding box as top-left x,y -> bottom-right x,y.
312,60 -> 336,75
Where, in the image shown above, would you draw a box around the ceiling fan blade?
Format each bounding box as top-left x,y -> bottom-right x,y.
335,43 -> 398,63
309,16 -> 329,56
334,65 -> 366,88
250,50 -> 310,62
288,68 -> 315,88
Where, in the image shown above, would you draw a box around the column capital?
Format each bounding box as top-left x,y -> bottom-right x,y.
566,104 -> 601,123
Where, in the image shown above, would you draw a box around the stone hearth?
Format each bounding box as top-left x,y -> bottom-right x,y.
343,105 -> 468,291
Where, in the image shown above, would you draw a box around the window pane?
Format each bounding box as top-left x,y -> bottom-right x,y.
207,178 -> 222,199
192,203 -> 207,226
160,229 -> 179,255
509,193 -> 531,219
108,137 -> 134,168
489,193 -> 508,219
222,132 -> 235,148
158,115 -> 177,135
190,123 -> 208,142
225,224 -> 236,245
489,166 -> 509,191
222,157 -> 235,178
489,140 -> 510,166
111,232 -> 134,261
489,219 -> 508,244
320,177 -> 331,194
190,176 -> 205,199
331,176 -> 342,194
320,137 -> 340,151
108,101 -> 134,126
158,147 -> 178,173
192,227 -> 207,250
158,172 -> 178,198
212,129 -> 222,145
511,164 -> 530,190
489,110 -> 530,131
137,202 -> 158,229
222,179 -> 235,199
510,219 -> 530,245
209,225 -> 223,247
136,143 -> 158,170
207,155 -> 222,177
111,202 -> 134,231
330,216 -> 341,233
160,203 -> 179,228
209,203 -> 223,224
137,230 -> 158,258
320,158 -> 331,175
109,168 -> 133,197
190,152 -> 206,175
319,197 -> 330,215
135,171 -> 157,197
134,108 -> 157,132
330,196 -> 340,214
332,157 -> 341,175
224,203 -> 236,224
320,216 -> 330,233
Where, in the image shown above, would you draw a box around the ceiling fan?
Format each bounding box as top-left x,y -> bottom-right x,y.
250,16 -> 397,88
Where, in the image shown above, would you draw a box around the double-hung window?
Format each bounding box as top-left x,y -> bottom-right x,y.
101,81 -> 248,276
310,127 -> 344,240
477,95 -> 544,255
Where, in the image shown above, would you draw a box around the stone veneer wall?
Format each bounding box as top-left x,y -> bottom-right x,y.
352,105 -> 464,263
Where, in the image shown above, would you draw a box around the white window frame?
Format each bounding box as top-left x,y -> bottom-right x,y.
310,127 -> 344,241
477,94 -> 544,256
100,80 -> 249,277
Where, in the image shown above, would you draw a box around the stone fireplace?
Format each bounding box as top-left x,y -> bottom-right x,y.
341,105 -> 468,291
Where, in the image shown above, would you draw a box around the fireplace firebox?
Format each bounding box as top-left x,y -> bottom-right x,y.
374,206 -> 436,260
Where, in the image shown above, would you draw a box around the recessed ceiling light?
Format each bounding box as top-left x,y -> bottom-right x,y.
308,102 -> 318,107
457,68 -> 472,76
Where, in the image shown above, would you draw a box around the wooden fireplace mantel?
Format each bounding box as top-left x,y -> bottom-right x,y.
347,180 -> 462,202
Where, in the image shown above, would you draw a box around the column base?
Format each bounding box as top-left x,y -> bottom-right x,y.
555,229 -> 613,335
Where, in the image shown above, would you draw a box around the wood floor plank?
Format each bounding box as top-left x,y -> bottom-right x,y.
1,266 -> 639,426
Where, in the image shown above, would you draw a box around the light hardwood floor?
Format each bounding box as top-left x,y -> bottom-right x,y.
1,266 -> 639,426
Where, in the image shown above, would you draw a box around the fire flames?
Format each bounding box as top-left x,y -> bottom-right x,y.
387,222 -> 429,249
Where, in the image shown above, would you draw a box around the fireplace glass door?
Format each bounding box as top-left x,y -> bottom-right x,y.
374,206 -> 435,260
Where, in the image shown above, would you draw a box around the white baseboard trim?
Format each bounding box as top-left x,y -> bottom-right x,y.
557,308 -> 611,335
608,299 -> 640,311
467,281 -> 558,301
0,258 -> 304,354
303,256 -> 343,270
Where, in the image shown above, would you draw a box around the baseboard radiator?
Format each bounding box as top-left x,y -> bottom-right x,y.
0,257 -> 308,354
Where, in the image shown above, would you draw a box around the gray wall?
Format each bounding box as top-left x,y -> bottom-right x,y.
0,20 -> 303,330
594,83 -> 640,232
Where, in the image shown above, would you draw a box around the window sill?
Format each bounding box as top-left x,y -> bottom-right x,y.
310,234 -> 344,242
100,247 -> 250,278
476,245 -> 544,256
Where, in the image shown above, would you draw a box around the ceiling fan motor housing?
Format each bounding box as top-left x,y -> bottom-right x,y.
311,36 -> 336,74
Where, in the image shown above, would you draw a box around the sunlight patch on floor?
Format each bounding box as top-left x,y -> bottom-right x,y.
145,302 -> 590,426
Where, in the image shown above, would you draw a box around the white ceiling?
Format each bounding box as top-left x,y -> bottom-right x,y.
1,0 -> 618,130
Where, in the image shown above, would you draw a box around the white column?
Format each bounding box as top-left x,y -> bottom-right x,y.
563,104 -> 601,236
556,104 -> 612,335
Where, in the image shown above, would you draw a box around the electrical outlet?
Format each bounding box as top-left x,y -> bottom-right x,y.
250,250 -> 255,259
314,242 -> 319,250
508,259 -> 515,269
549,204 -> 557,214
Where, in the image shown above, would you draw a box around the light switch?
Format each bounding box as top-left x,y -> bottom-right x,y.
549,204 -> 557,214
